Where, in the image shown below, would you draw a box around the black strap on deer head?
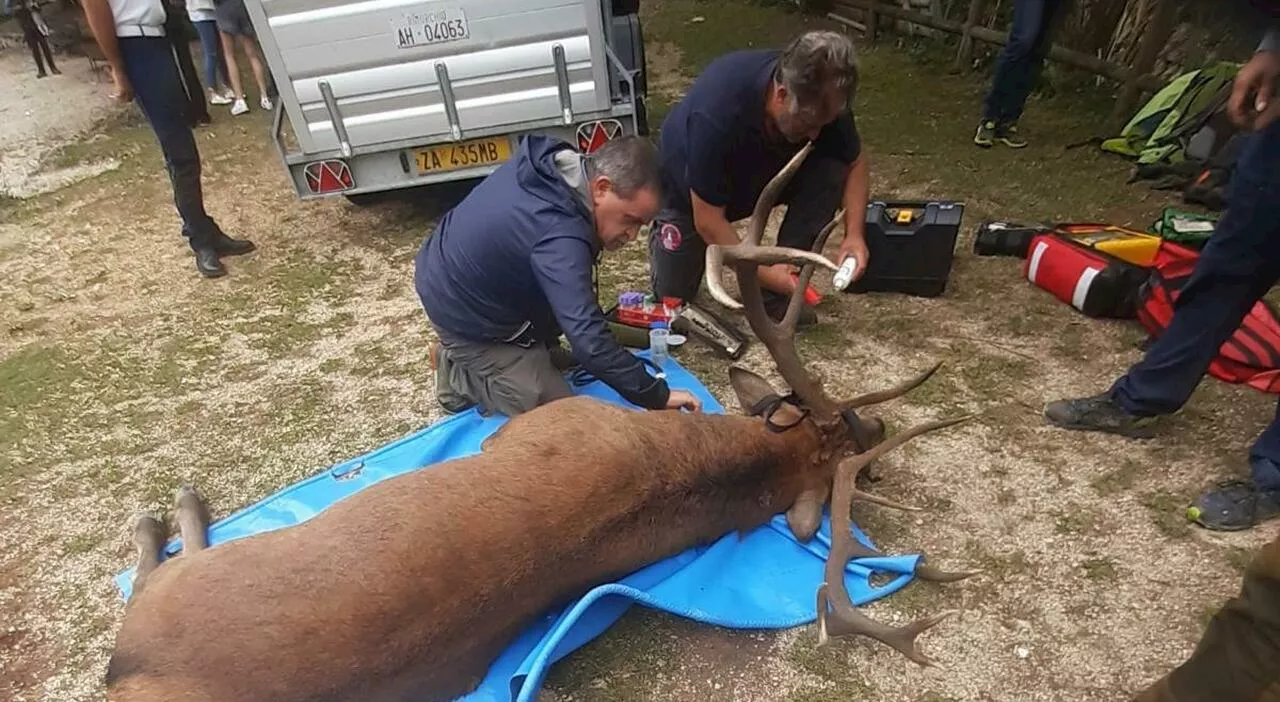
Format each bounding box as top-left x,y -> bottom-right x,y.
840,406 -> 875,453
748,393 -> 810,433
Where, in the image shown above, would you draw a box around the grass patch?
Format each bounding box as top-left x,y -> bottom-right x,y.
785,635 -> 872,699
1080,556 -> 1119,582
1091,459 -> 1144,496
544,610 -> 681,699
1053,504 -> 1103,536
1141,489 -> 1193,539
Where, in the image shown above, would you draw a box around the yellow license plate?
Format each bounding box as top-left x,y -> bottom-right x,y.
415,137 -> 512,174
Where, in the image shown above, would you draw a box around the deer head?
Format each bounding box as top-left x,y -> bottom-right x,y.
704,143 -> 978,666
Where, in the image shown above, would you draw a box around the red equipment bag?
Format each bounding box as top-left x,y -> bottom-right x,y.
1023,233 -> 1149,319
1137,241 -> 1280,394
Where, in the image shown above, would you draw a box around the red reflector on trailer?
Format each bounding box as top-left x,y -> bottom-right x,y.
303,160 -> 354,194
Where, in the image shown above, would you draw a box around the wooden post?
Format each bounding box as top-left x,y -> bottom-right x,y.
866,2 -> 880,43
1110,0 -> 1177,126
952,0 -> 985,72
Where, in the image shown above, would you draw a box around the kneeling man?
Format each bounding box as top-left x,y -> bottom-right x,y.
415,134 -> 702,417
649,30 -> 871,325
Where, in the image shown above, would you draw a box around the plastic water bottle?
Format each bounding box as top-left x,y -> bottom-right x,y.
649,320 -> 670,373
832,256 -> 859,291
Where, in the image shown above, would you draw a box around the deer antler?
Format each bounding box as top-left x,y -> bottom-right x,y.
705,143 -> 843,417
819,414 -> 978,665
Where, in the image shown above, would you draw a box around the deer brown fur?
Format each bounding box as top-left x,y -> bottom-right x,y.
106,144 -> 976,702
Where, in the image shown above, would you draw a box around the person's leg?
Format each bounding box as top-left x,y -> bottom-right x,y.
35,32 -> 59,74
118,37 -> 248,277
26,35 -> 48,77
769,154 -> 846,325
238,34 -> 272,109
975,0 -> 1046,146
995,0 -> 1068,147
1046,120 -> 1280,436
1189,397 -> 1280,531
165,16 -> 210,127
648,204 -> 708,304
1131,531 -> 1280,701
218,28 -> 248,115
434,328 -> 573,417
194,20 -> 231,103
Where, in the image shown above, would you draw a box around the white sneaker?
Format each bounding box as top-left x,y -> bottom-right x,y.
230,98 -> 249,116
260,95 -> 273,110
209,92 -> 232,105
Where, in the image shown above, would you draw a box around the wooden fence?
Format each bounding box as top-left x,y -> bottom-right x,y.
825,0 -> 1180,125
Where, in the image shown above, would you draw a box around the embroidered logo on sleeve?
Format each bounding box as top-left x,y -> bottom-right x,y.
659,222 -> 683,252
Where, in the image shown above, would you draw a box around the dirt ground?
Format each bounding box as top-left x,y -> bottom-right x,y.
2,1 -> 1279,700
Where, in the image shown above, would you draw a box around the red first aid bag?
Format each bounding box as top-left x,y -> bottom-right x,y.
1138,241 -> 1280,393
1023,233 -> 1149,319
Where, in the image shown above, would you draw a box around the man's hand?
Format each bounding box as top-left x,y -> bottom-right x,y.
110,65 -> 134,102
836,233 -> 869,282
665,389 -> 702,412
1229,50 -> 1280,130
757,263 -> 798,296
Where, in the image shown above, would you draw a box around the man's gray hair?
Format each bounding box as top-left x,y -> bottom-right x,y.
775,30 -> 859,111
584,135 -> 662,199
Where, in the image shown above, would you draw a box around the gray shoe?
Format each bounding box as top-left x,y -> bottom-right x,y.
974,120 -> 997,148
431,342 -> 474,415
1043,392 -> 1158,439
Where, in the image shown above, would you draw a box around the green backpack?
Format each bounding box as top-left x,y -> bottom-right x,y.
1101,61 -> 1240,167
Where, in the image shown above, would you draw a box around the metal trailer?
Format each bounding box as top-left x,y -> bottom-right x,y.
241,0 -> 649,201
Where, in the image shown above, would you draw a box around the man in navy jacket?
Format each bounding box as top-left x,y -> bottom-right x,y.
649,30 -> 870,326
415,134 -> 702,417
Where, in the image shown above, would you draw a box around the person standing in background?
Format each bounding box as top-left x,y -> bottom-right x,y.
972,0 -> 1067,149
184,0 -> 236,109
214,0 -> 272,116
5,0 -> 61,78
80,0 -> 257,278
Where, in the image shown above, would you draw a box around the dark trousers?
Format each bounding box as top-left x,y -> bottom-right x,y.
192,19 -> 230,90
647,156 -> 846,303
980,0 -> 1067,123
119,36 -> 223,250
164,11 -> 210,125
1109,120 -> 1280,491
1133,531 -> 1280,702
24,30 -> 57,75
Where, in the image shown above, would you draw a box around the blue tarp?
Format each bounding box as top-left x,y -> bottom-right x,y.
113,352 -> 923,701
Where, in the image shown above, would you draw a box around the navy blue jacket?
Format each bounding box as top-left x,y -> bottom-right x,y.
414,135 -> 670,410
658,49 -> 862,221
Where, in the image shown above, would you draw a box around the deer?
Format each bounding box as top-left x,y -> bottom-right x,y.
105,142 -> 979,702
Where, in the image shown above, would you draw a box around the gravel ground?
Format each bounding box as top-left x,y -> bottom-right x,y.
0,48 -> 125,199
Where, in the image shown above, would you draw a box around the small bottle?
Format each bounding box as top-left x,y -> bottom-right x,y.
649,320 -> 670,372
832,256 -> 859,291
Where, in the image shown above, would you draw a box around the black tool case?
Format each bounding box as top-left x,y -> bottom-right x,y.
845,200 -> 965,298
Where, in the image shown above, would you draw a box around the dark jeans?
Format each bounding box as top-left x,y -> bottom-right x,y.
119,36 -> 223,250
1109,120 -> 1280,491
24,30 -> 57,75
192,19 -> 230,89
164,13 -> 210,125
980,0 -> 1067,123
648,155 -> 846,303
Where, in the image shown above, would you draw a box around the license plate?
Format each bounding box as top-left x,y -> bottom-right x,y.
415,137 -> 512,174
392,6 -> 469,49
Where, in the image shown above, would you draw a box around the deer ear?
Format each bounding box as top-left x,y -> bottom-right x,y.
729,367 -> 778,414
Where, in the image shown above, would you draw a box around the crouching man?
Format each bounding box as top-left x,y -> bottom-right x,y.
649,30 -> 871,326
414,134 -> 703,417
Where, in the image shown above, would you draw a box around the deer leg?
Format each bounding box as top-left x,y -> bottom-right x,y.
131,512 -> 166,596
174,486 -> 210,554
785,484 -> 831,542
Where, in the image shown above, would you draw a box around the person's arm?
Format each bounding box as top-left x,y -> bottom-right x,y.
80,0 -> 133,101
836,153 -> 870,280
531,232 -> 671,410
685,112 -> 796,295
